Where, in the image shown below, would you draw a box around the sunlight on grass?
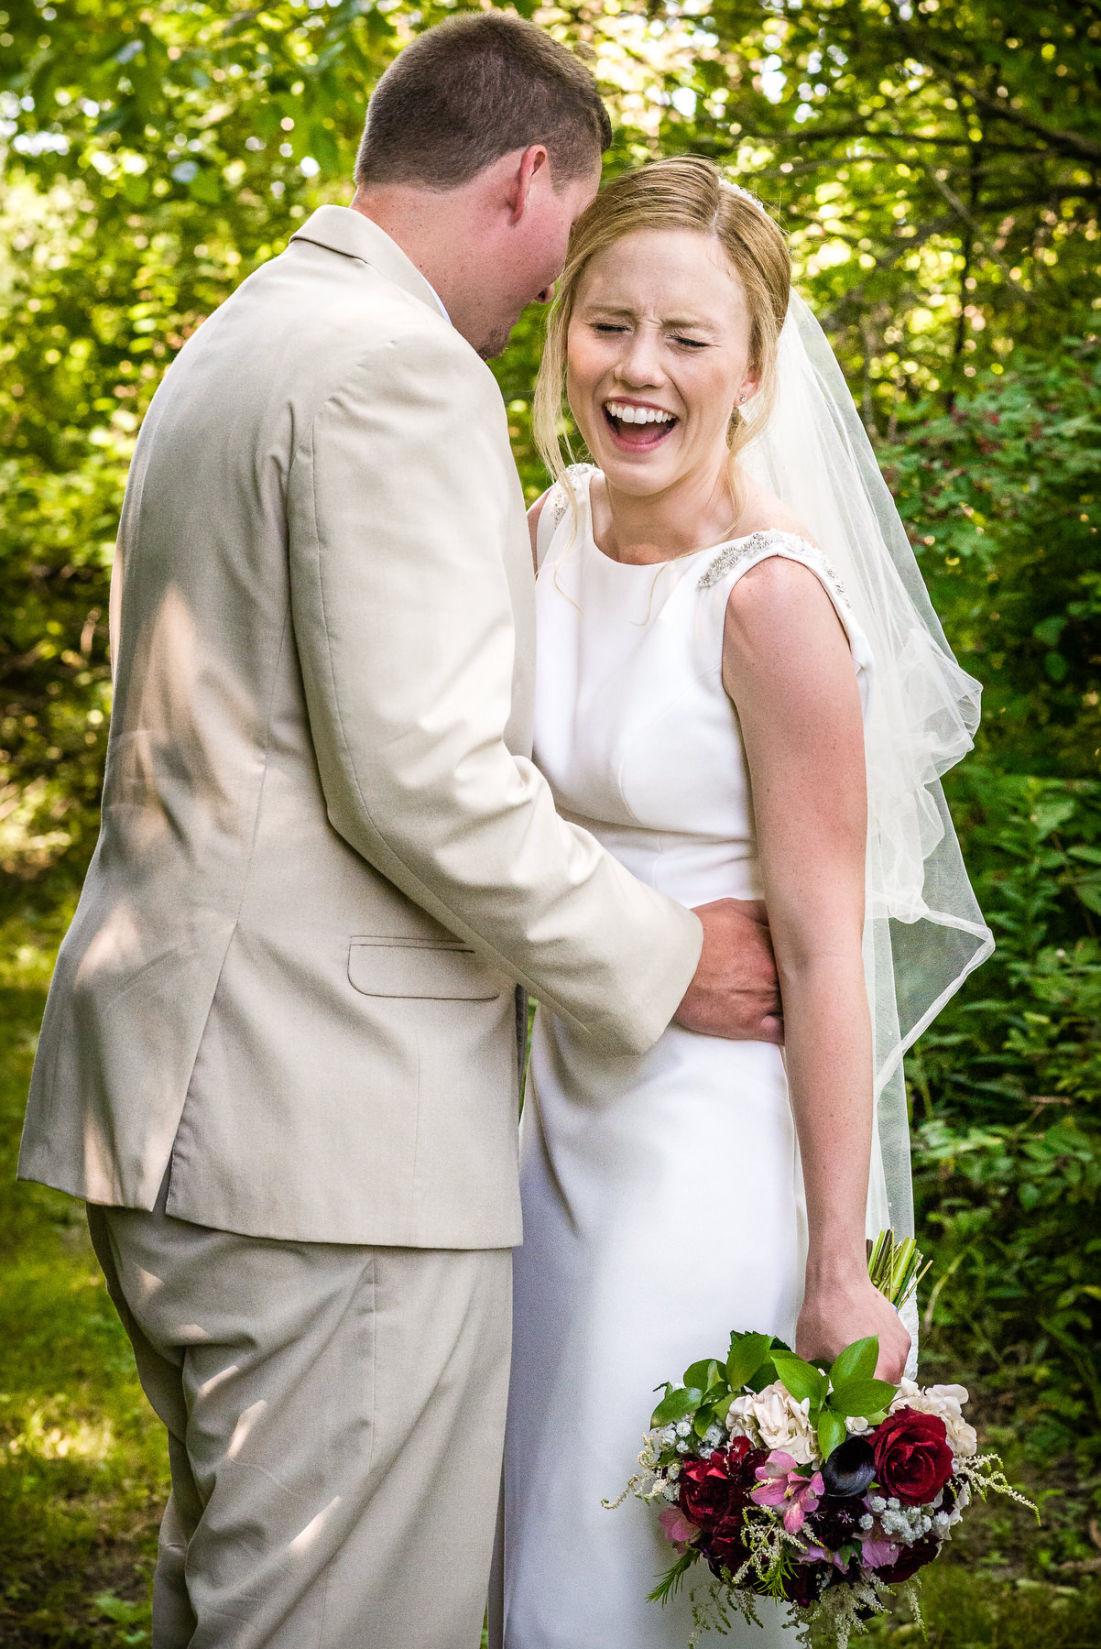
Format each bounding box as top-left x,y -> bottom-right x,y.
6,1407 -> 121,1464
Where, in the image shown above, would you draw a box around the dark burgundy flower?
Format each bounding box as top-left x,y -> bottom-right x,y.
820,1436 -> 877,1499
703,1514 -> 752,1579
679,1439 -> 766,1531
874,1534 -> 942,1584
871,1409 -> 954,1506
781,1562 -> 832,1607
809,1494 -> 864,1552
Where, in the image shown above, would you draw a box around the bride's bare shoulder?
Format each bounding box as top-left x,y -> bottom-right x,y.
734,480 -> 816,548
722,483 -> 841,644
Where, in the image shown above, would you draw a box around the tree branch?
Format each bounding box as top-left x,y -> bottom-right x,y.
884,4 -> 1101,166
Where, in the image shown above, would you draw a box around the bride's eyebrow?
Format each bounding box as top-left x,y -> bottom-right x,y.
582,302 -> 717,333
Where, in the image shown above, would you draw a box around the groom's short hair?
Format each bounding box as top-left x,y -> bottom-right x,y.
354,13 -> 611,191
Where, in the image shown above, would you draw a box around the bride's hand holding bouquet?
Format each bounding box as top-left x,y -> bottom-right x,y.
608,1235 -> 1034,1648
797,1264 -> 911,1384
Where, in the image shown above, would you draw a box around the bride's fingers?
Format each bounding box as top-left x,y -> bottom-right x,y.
738,898 -> 770,925
758,1012 -> 784,1044
875,1349 -> 908,1382
873,1326 -> 912,1383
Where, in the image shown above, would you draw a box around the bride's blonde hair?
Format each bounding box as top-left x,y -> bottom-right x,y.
533,156 -> 791,509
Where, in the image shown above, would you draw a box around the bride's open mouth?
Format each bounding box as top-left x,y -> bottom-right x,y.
602,400 -> 679,451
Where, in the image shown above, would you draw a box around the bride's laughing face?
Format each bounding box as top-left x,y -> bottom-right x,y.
566,227 -> 759,499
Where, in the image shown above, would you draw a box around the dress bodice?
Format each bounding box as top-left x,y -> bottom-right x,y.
533,465 -> 872,909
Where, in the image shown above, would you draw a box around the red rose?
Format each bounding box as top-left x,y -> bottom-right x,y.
679,1439 -> 764,1530
871,1409 -> 954,1507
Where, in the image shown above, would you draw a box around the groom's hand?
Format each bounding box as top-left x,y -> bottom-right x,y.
674,898 -> 783,1043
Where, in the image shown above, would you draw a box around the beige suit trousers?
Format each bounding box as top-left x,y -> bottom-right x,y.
88,1189 -> 511,1649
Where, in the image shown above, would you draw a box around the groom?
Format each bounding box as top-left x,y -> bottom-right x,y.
19,13 -> 781,1648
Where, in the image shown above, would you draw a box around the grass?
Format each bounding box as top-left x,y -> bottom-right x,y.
1,915 -> 1098,1646
0,925 -> 167,1646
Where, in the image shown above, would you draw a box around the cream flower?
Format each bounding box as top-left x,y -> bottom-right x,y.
726,1381 -> 818,1465
889,1378 -> 978,1458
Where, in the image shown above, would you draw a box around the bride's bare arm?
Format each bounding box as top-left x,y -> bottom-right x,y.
722,555 -> 910,1382
527,490 -> 550,572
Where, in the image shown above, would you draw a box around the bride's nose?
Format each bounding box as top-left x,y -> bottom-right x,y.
616,327 -> 664,387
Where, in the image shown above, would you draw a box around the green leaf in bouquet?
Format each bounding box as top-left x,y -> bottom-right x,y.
817,1408 -> 848,1459
771,1352 -> 828,1409
692,1406 -> 713,1439
683,1358 -> 720,1393
725,1333 -> 771,1391
647,1550 -> 694,1605
827,1377 -> 898,1418
829,1336 -> 879,1387
651,1384 -> 704,1428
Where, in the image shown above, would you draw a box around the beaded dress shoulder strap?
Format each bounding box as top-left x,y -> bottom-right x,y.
697,529 -> 848,600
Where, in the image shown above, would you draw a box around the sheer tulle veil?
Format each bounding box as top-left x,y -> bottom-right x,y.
732,211 -> 993,1239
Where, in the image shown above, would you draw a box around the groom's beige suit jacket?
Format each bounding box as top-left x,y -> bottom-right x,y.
19,206 -> 702,1248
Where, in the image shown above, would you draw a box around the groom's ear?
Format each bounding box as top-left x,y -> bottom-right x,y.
506,144 -> 551,223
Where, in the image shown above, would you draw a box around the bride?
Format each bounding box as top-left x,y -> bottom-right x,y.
492,157 -> 991,1647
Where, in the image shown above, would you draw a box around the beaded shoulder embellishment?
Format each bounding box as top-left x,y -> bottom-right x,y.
548,485 -> 570,532
547,463 -> 596,533
697,530 -> 848,602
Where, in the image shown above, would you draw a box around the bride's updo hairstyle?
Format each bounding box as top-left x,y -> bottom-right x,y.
534,156 -> 791,500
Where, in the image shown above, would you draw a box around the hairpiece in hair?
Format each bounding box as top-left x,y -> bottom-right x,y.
721,179 -> 770,217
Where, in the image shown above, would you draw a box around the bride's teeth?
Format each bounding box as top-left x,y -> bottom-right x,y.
606,403 -> 673,426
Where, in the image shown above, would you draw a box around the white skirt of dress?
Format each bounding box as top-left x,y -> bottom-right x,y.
496,1012 -> 806,1648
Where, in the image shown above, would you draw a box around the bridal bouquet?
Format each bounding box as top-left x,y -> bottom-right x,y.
608,1234 -> 1034,1647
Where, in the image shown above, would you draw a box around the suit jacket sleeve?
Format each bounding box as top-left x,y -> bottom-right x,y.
287,324 -> 702,1055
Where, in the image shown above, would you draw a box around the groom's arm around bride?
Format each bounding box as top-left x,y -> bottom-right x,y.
18,15 -> 779,1649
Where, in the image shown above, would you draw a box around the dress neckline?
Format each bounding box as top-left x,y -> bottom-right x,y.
569,464 -> 815,574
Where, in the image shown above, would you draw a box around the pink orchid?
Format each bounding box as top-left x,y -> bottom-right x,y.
658,1505 -> 699,1552
801,1543 -> 853,1572
750,1452 -> 826,1534
860,1538 -> 902,1570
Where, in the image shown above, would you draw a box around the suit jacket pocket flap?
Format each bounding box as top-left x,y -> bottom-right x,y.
348,938 -> 500,1001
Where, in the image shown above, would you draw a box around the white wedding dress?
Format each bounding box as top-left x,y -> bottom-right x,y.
495,466 -> 875,1649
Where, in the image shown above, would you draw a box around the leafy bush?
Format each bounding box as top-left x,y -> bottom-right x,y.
876,353 -> 1101,1474
884,341 -> 1101,779
907,775 -> 1101,1464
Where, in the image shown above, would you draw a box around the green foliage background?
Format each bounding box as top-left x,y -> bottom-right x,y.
1,0 -> 1099,1639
